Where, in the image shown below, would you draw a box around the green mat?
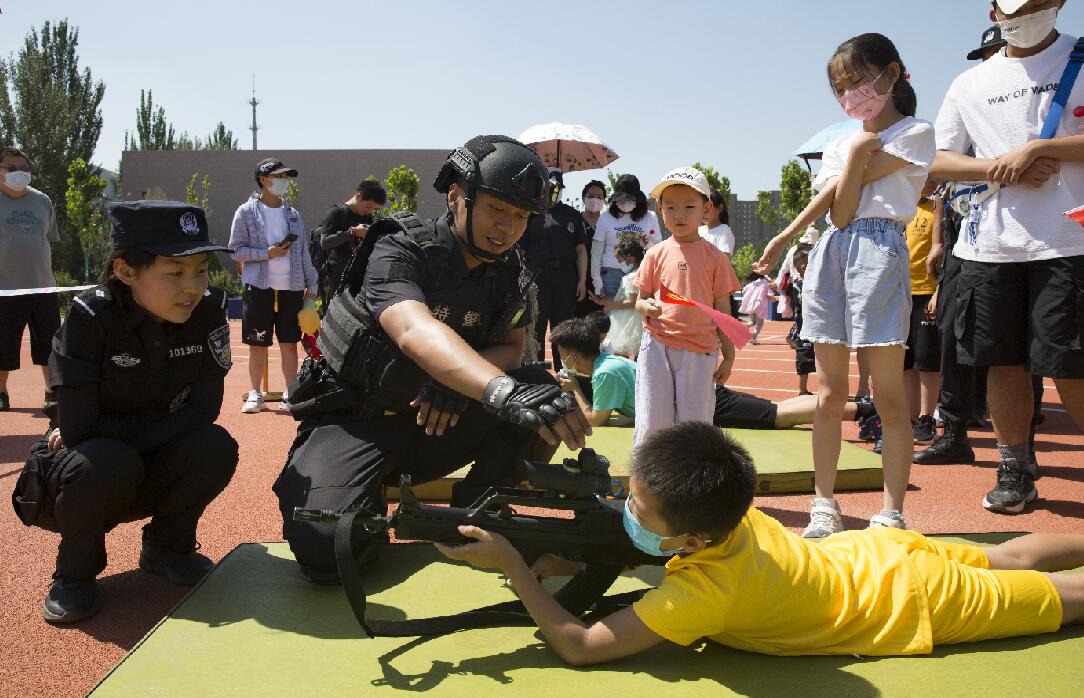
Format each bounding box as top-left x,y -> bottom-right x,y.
92,538 -> 1084,697
394,426 -> 883,500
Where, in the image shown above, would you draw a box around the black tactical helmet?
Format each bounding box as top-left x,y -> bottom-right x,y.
434,135 -> 554,215
434,135 -> 555,261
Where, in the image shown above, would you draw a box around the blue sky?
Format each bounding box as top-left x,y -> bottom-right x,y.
5,1 -> 1084,201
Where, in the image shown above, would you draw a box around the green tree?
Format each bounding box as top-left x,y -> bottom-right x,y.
0,20 -> 105,276
604,169 -> 624,195
124,89 -> 175,151
284,179 -> 301,207
65,158 -> 109,281
756,190 -> 781,235
204,122 -> 237,150
730,243 -> 760,282
779,159 -> 813,223
384,165 -> 419,214
691,162 -> 732,202
185,172 -> 212,217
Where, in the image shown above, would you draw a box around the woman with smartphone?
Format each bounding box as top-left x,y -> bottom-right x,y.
227,158 -> 318,414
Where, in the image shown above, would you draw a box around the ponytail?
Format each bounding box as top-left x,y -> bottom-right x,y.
892,63 -> 917,117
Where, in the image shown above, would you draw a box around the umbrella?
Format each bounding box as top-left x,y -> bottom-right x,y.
793,119 -> 862,167
517,122 -> 619,173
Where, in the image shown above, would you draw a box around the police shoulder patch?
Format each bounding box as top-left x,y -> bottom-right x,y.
207,324 -> 232,369
72,284 -> 112,318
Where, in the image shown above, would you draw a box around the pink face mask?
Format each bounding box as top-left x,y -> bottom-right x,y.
837,67 -> 891,121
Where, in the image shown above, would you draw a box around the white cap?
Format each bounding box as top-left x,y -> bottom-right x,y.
649,167 -> 711,200
996,0 -> 1029,14
799,225 -> 821,245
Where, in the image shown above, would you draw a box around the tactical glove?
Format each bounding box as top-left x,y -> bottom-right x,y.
481,376 -> 576,430
416,378 -> 472,417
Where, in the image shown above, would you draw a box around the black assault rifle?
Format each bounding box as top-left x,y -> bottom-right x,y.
293,449 -> 659,637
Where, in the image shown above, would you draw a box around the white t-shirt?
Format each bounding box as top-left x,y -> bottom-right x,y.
814,116 -> 936,224
593,209 -> 662,268
699,223 -> 735,255
935,33 -> 1084,262
259,201 -> 292,290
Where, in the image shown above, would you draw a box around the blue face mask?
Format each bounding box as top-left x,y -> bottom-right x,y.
623,495 -> 686,557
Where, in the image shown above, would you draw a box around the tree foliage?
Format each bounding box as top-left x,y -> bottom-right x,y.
730,243 -> 760,282
284,179 -> 301,207
125,89 -> 175,151
64,158 -> 109,281
384,165 -> 419,214
0,20 -> 105,276
185,172 -> 212,217
779,159 -> 813,223
756,190 -> 781,233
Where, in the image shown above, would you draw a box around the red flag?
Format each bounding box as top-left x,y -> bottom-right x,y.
1065,204 -> 1084,227
659,283 -> 754,349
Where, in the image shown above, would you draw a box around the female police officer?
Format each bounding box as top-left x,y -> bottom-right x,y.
275,135 -> 591,584
12,200 -> 238,623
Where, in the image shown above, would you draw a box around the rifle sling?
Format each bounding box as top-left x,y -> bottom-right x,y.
334,508 -> 646,638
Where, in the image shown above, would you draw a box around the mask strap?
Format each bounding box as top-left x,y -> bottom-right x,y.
462,186 -> 500,263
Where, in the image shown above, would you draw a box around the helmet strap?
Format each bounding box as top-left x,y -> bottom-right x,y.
462,186 -> 500,263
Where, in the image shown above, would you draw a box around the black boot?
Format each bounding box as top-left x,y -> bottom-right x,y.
913,422 -> 975,465
42,576 -> 98,623
139,543 -> 215,586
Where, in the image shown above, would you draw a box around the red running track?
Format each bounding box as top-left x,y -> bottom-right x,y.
0,320 -> 1081,697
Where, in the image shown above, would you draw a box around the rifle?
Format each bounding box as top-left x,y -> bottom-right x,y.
293,449 -> 659,638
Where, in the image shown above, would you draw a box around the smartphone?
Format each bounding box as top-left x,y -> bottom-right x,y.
281,233 -> 299,245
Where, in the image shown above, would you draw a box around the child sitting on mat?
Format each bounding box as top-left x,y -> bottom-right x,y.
438,421 -> 1084,665
632,167 -> 740,447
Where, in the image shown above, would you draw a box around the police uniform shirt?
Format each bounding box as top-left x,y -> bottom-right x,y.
361,214 -> 530,349
49,284 -> 232,454
520,201 -> 588,267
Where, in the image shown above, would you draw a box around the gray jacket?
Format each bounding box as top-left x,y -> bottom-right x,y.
228,192 -> 318,295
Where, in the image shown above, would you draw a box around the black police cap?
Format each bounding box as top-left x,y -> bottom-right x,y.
967,26 -> 1006,61
255,158 -> 298,179
108,200 -> 232,256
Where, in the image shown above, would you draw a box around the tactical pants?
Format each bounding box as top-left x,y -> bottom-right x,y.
533,266 -> 579,366
938,250 -> 988,427
37,423 -> 237,580
274,366 -> 556,575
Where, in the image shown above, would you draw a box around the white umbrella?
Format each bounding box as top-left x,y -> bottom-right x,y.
517,122 -> 619,173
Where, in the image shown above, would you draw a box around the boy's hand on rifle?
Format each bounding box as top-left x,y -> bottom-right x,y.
435,525 -> 523,573
530,553 -> 587,580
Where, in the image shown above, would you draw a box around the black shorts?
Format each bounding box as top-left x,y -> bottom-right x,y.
713,386 -> 778,430
0,293 -> 60,371
241,286 -> 304,346
955,256 -> 1084,378
904,293 -> 941,372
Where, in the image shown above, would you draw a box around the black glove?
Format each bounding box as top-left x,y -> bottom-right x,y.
481,376 -> 576,430
416,378 -> 472,417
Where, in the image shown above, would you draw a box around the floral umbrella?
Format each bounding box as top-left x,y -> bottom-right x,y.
517,122 -> 619,173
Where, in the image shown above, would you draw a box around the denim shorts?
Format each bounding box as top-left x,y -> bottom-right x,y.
800,218 -> 912,348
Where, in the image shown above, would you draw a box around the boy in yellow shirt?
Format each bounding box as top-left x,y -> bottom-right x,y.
438,422 -> 1084,665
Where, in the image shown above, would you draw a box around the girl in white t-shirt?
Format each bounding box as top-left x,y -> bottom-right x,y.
756,33 -> 935,538
699,188 -> 736,256
596,239 -> 645,358
590,174 -> 661,298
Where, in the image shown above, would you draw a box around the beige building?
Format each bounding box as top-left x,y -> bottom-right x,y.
119,148 -> 451,246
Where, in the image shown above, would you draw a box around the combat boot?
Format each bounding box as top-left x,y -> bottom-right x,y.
913,422 -> 975,465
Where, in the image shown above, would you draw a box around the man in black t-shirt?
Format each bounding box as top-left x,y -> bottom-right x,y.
316,180 -> 386,304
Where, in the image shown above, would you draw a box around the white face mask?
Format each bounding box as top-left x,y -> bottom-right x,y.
619,261 -> 636,274
998,6 -> 1058,49
584,197 -> 604,213
4,170 -> 31,191
617,200 -> 636,214
267,178 -> 290,198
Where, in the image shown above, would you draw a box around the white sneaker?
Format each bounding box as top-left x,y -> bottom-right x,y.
242,390 -> 265,413
277,393 -> 291,412
802,498 -> 843,538
869,510 -> 906,529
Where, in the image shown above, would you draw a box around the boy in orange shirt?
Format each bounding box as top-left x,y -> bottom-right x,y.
633,167 -> 740,445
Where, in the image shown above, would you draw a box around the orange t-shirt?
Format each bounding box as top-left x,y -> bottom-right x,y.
636,237 -> 740,353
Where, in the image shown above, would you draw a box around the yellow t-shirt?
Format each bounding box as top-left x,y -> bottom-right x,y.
632,507 -> 932,656
906,200 -> 937,295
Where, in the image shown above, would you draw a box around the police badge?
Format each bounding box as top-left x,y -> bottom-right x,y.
208,324 -> 232,369
179,211 -> 201,237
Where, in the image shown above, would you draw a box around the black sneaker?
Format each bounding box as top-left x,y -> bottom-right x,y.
982,463 -> 1038,514
0,391 -> 9,411
913,425 -> 976,465
42,576 -> 98,623
913,415 -> 936,444
139,545 -> 215,586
